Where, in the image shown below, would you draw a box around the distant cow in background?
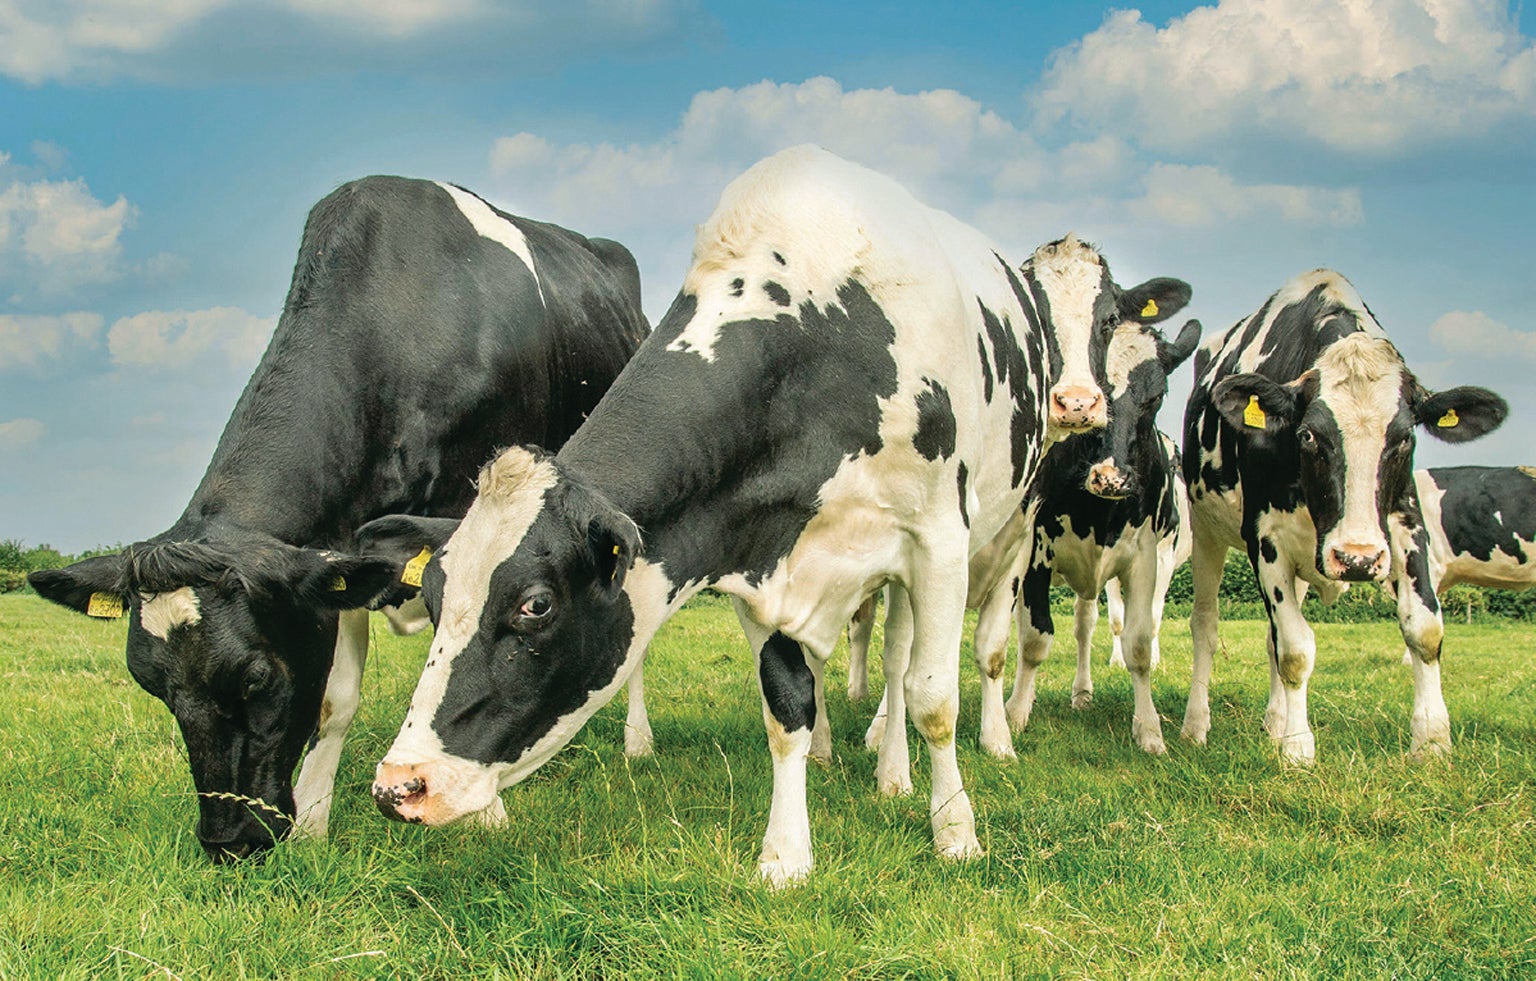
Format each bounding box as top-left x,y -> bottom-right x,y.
1180,270 -> 1506,762
860,274 -> 1198,763
29,176 -> 647,860
1392,466 -> 1536,660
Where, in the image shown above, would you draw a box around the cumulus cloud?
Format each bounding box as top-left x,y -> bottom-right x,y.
0,0 -> 700,84
486,76 -> 1365,271
0,171 -> 134,295
0,311 -> 104,370
1430,310 -> 1536,361
107,307 -> 275,370
0,417 -> 46,449
1034,0 -> 1536,155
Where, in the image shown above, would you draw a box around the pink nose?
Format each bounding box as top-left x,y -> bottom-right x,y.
373,763 -> 431,824
1050,385 -> 1106,429
1326,543 -> 1388,582
1087,462 -> 1131,499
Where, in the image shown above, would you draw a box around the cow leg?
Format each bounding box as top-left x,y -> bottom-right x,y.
624,662 -> 655,758
1120,543 -> 1166,754
733,599 -> 817,887
1149,545 -> 1178,671
1256,554 -> 1317,764
1004,559 -> 1054,733
293,608 -> 369,840
1180,535 -> 1226,745
809,653 -> 832,764
1105,577 -> 1127,669
870,583 -> 914,796
1071,591 -> 1097,709
1263,628 -> 1286,740
974,574 -> 1018,759
1393,517 -> 1450,756
905,542 -> 981,863
846,592 -> 877,701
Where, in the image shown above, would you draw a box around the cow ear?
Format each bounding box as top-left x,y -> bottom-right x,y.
292,551 -> 402,611
354,514 -> 462,601
1157,318 -> 1202,372
1416,386 -> 1508,444
1120,278 -> 1192,325
28,554 -> 129,617
1212,372 -> 1309,436
587,513 -> 640,598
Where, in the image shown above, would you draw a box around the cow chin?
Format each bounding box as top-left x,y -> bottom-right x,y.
372,756 -> 502,826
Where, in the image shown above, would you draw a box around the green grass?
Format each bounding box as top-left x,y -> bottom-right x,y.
1,592 -> 1533,979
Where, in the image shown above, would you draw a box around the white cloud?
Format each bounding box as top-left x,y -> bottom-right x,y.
1133,164 -> 1363,227
107,307 -> 275,370
1430,309 -> 1536,361
0,0 -> 698,84
0,311 -> 103,370
1035,0 -> 1536,154
0,173 -> 134,294
0,417 -> 46,449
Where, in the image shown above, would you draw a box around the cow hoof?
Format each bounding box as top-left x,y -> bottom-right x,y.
935,834 -> 983,863
1133,721 -> 1166,756
1071,690 -> 1093,710
1180,720 -> 1209,745
877,774 -> 913,798
758,858 -> 812,889
847,680 -> 869,702
1408,738 -> 1452,761
624,727 -> 655,759
1278,733 -> 1316,765
979,735 -> 1016,760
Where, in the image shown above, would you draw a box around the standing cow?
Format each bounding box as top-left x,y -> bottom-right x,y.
361,145 -> 1128,885
28,176 -> 647,859
858,278 -> 1198,762
1180,270 -> 1506,761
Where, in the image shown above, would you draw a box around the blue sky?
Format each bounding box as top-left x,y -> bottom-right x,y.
3,0 -> 1534,552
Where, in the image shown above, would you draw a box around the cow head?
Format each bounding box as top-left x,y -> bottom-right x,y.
1023,235 -> 1193,436
1084,317 -> 1202,499
364,447 -> 642,826
28,538 -> 398,860
1213,333 -> 1506,582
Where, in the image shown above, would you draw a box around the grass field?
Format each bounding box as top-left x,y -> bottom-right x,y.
1,591 -> 1533,979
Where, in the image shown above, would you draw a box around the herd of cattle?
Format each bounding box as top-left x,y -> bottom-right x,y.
28,146 -> 1534,886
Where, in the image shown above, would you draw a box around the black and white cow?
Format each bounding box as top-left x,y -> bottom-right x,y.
1391,466 -> 1536,660
858,277 -> 1198,763
360,145 -> 1127,886
1180,270 -> 1507,761
27,176 -> 647,860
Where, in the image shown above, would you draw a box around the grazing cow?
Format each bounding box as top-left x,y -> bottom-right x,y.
859,286 -> 1199,762
27,176 -> 647,860
1179,270 -> 1507,761
1389,466 -> 1536,659
360,145 -> 1149,886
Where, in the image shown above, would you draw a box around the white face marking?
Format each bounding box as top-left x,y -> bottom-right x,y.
1105,325 -> 1157,398
435,182 -> 545,307
384,447 -> 557,766
1029,236 -> 1105,393
1314,334 -> 1407,553
139,587 -> 201,640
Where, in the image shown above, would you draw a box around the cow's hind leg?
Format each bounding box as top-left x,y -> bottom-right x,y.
846,592 -> 877,701
869,583 -> 914,795
1071,590 -> 1097,709
734,600 -> 818,887
1105,578 -> 1127,669
293,608 -> 369,840
1004,559 -> 1055,734
1180,535 -> 1226,745
624,660 -> 655,758
1393,516 -> 1450,756
974,572 -> 1019,758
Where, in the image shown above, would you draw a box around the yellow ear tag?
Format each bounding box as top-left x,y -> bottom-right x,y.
1140,298 -> 1159,318
612,545 -> 620,556
1243,394 -> 1267,429
86,592 -> 124,619
1437,408 -> 1459,428
330,575 -> 348,592
401,547 -> 432,588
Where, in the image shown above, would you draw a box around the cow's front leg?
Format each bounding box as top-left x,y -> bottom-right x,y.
734,600 -> 817,887
624,660 -> 655,758
1255,547 -> 1317,764
1393,516 -> 1450,756
293,608 -> 369,840
870,583 -> 914,795
1004,559 -> 1055,733
1181,535 -> 1226,745
1071,590 -> 1098,709
906,541 -> 980,862
974,572 -> 1019,759
1120,542 -> 1166,754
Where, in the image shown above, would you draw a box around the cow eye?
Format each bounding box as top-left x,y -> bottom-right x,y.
243,661 -> 275,697
517,589 -> 555,625
1298,428 -> 1317,449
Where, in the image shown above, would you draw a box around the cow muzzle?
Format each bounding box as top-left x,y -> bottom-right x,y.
1086,462 -> 1134,500
372,758 -> 499,826
1049,384 -> 1107,431
1323,541 -> 1389,582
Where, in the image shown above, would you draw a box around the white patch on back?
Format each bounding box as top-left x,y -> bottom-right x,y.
139,587 -> 201,640
435,181 -> 545,308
